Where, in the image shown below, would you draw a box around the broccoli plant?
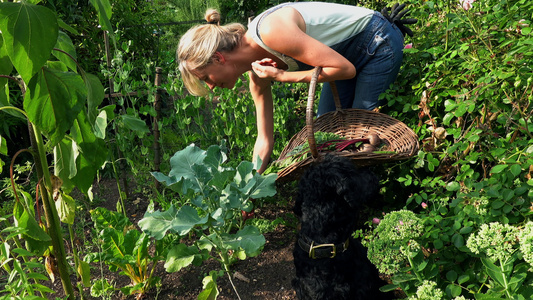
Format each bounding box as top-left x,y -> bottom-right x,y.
139,143 -> 277,299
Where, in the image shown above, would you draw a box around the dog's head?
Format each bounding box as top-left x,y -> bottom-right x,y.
294,154 -> 379,217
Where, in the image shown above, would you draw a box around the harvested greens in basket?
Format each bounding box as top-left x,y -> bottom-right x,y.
265,131 -> 390,174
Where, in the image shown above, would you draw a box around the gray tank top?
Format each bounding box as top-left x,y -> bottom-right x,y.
248,2 -> 373,71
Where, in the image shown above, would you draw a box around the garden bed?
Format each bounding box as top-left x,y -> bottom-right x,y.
51,178 -> 299,299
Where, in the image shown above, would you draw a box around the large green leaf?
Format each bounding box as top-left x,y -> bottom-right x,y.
121,114 -> 150,134
168,144 -> 207,180
249,173 -> 277,198
0,35 -> 23,120
91,207 -> 132,232
139,205 -> 208,240
0,2 -> 58,84
24,67 -> 86,147
123,230 -> 144,256
56,193 -> 75,225
12,201 -> 51,256
68,110 -> 108,195
54,137 -> 79,192
100,228 -> 126,264
13,202 -> 50,242
234,161 -> 255,186
93,110 -> 108,139
0,135 -> 6,156
219,226 -> 265,257
204,144 -> 227,170
53,31 -> 77,72
88,0 -> 113,33
0,33 -> 13,75
164,244 -> 207,273
198,273 -> 219,300
84,73 -> 105,125
152,144 -> 210,190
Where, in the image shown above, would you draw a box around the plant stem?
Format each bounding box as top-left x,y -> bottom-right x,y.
499,259 -> 512,298
28,122 -> 75,300
465,15 -> 494,56
68,224 -> 80,280
406,253 -> 424,283
220,252 -> 242,300
110,155 -> 127,217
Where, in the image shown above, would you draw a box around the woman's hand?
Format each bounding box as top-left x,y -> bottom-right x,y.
251,58 -> 282,80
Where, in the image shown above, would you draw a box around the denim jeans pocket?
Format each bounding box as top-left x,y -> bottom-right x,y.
366,31 -> 387,56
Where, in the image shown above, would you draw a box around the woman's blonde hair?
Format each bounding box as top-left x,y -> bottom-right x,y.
177,9 -> 246,96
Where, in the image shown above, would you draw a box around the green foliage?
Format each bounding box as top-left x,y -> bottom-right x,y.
2,0 -> 533,298
365,210 -> 424,275
139,143 -> 277,298
0,1 -> 114,298
364,0 -> 533,298
85,207 -> 160,297
0,217 -> 54,300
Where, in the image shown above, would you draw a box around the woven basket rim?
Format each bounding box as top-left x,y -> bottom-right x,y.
274,66 -> 419,181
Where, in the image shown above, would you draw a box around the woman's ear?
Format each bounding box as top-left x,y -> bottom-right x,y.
213,51 -> 226,64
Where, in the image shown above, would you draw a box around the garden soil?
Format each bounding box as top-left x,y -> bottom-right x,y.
51,176 -> 401,300
51,178 -> 299,300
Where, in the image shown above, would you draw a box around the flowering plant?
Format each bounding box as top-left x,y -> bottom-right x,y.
459,0 -> 474,10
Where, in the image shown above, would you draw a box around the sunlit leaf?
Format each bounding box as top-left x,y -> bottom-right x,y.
24,67 -> 86,147
0,135 -> 6,156
0,2 -> 58,83
55,193 -> 75,224
198,274 -> 218,300
249,173 -> 277,198
168,144 -> 206,181
164,244 -> 202,272
54,137 -> 79,193
235,226 -> 265,257
84,73 -> 105,124
139,205 -> 208,240
121,114 -> 149,134
53,31 -> 77,72
12,201 -> 51,256
490,164 -> 508,174
91,207 -> 132,232
88,0 -> 113,33
68,110 -> 108,195
94,110 -> 108,139
78,261 -> 91,287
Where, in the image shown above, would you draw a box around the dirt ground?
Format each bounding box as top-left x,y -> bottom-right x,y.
50,178 -> 300,300
48,173 -> 402,300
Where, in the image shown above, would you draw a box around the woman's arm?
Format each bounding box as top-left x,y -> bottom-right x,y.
249,70 -> 274,174
252,7 -> 356,83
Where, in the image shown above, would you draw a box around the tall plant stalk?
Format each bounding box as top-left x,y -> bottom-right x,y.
28,122 -> 75,300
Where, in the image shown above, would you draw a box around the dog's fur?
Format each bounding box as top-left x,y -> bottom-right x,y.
292,155 -> 392,300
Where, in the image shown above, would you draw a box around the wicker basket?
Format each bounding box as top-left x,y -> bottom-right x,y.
275,66 -> 419,182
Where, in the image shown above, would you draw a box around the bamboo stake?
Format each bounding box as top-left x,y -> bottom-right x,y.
153,67 -> 163,190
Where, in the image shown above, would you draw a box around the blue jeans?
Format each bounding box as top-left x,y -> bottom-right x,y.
317,12 -> 405,116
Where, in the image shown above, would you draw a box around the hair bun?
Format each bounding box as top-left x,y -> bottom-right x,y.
205,9 -> 221,25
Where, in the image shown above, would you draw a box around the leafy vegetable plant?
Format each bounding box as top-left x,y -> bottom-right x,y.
139,143 -> 277,299
0,1 -> 113,298
84,207 -> 160,298
0,216 -> 54,300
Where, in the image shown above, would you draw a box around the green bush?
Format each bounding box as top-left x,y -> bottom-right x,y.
365,0 -> 533,298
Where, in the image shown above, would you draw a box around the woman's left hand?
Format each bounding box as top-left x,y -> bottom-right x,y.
251,58 -> 282,80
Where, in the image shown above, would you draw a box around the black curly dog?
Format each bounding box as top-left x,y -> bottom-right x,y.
292,155 -> 393,300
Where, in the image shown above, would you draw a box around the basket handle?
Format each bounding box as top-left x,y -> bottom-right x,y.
306,67 -> 321,159
306,66 -> 342,159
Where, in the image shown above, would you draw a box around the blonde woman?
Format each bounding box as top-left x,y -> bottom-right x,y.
177,2 -> 411,173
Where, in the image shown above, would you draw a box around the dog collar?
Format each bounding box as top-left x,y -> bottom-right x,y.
298,236 -> 350,259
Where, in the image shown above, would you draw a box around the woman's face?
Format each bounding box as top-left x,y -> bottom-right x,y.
192,52 -> 238,90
